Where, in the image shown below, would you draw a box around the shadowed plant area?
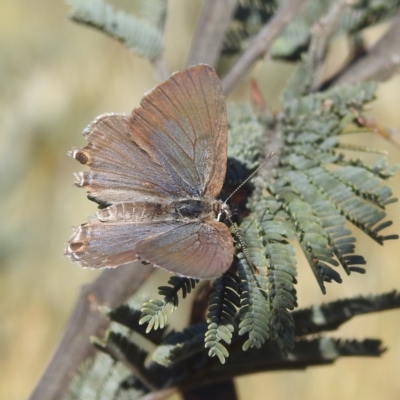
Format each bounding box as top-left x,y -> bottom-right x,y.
3,1 -> 397,400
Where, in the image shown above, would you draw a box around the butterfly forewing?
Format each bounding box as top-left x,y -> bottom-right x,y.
132,65 -> 227,197
70,114 -> 187,204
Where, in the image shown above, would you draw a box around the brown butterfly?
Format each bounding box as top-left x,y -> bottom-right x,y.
65,65 -> 234,279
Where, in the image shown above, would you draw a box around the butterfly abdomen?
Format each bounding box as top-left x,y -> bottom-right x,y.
97,202 -> 171,222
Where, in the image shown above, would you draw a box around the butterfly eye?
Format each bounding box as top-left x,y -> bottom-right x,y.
218,212 -> 225,222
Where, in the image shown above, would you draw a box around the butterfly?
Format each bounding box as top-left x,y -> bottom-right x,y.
65,64 -> 234,279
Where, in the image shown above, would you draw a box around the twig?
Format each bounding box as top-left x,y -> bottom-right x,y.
152,55 -> 170,82
29,262 -> 153,400
149,0 -> 169,81
309,0 -> 350,91
103,336 -> 159,393
189,281 -> 212,325
185,0 -> 238,68
183,380 -> 238,400
176,339 -> 384,390
332,11 -> 400,85
221,0 -> 309,95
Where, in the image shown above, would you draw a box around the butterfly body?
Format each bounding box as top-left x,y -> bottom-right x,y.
94,198 -> 225,223
66,65 -> 234,279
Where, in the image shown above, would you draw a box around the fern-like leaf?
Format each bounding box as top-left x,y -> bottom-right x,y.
139,299 -> 168,333
152,323 -> 207,367
250,194 -> 297,350
286,170 -> 366,275
107,305 -> 166,345
293,290 -> 400,335
306,166 -> 393,244
67,0 -> 163,60
93,332 -> 159,393
162,276 -> 198,309
272,80 -> 398,291
333,165 -> 396,207
140,277 -> 198,333
64,353 -> 141,400
237,218 -> 271,351
204,271 -> 241,364
227,102 -> 266,169
139,0 -> 166,27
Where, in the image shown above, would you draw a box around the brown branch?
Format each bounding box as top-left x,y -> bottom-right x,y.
103,334 -> 159,393
309,0 -> 350,91
151,1 -> 169,81
189,280 -> 212,325
29,262 -> 153,400
221,0 -> 309,95
152,55 -> 170,82
185,0 -> 238,68
332,11 -> 400,85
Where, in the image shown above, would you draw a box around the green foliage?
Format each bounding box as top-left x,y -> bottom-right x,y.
249,194 -> 297,348
273,81 -> 398,292
139,0 -> 167,28
204,271 -> 241,363
62,0 -> 400,398
120,78 -> 398,367
227,103 -> 266,169
222,0 -> 279,55
64,353 -> 140,400
66,0 -> 164,60
292,290 -> 400,335
222,0 -> 400,60
238,256 -> 271,351
107,306 -> 167,345
65,291 -> 399,398
139,277 -> 198,332
151,324 -> 207,367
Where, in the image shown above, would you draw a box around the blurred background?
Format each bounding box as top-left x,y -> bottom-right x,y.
1,1 -> 399,399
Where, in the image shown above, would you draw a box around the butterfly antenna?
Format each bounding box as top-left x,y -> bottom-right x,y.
225,213 -> 259,275
224,152 -> 275,205
222,152 -> 275,275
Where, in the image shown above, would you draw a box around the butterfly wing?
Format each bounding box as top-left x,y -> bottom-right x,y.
66,203 -> 179,268
132,64 -> 228,198
66,220 -> 178,269
66,204 -> 233,278
70,65 -> 227,204
134,220 -> 234,279
67,65 -> 232,277
70,114 -> 188,204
